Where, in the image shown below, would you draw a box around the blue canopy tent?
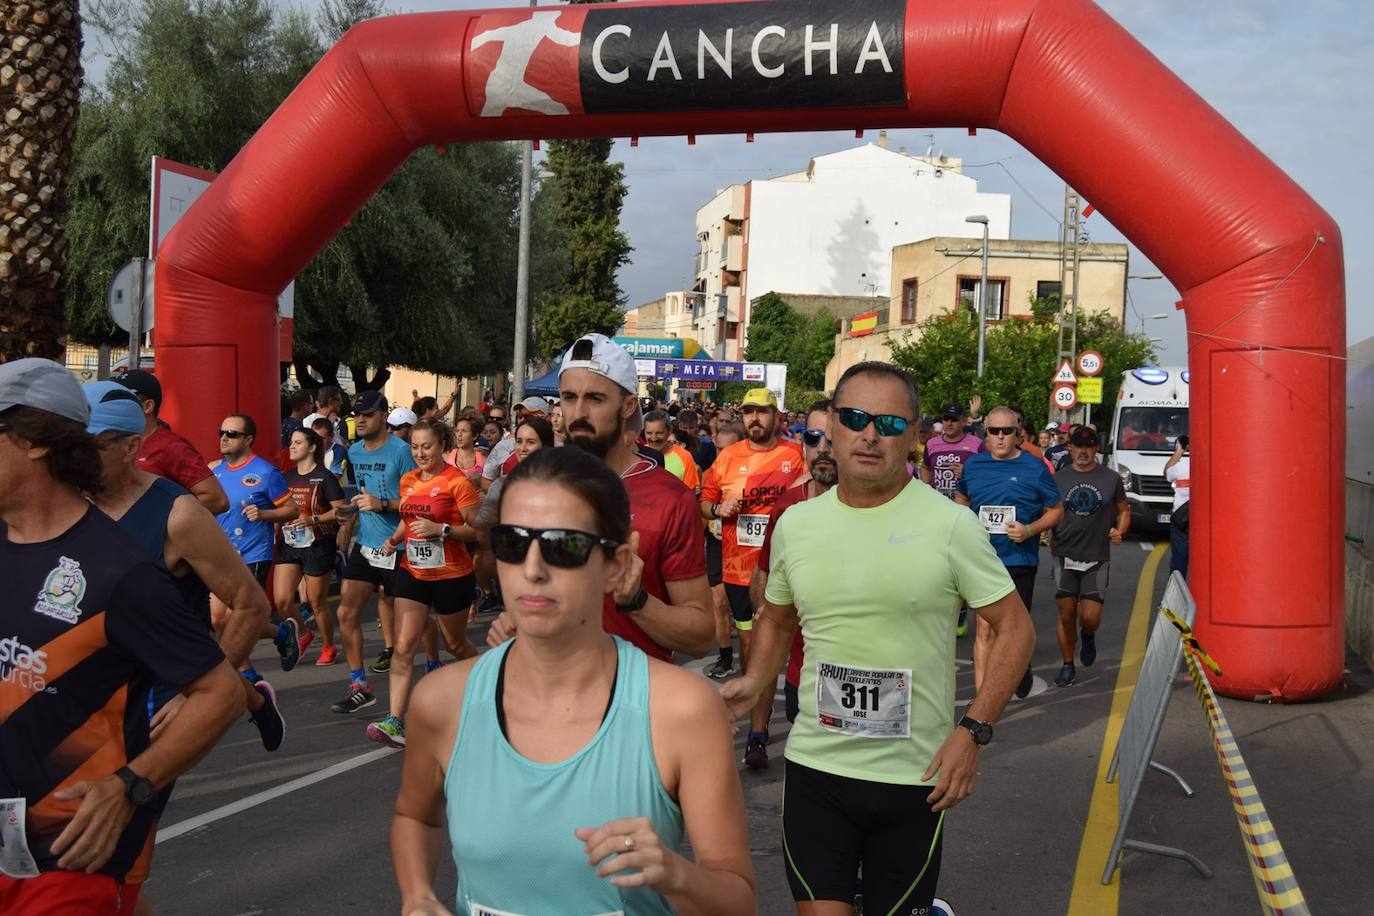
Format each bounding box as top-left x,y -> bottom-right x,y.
522,367 -> 560,398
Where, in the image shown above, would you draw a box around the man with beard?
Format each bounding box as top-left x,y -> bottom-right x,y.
486,334 -> 712,659
699,389 -> 805,703
739,400 -> 837,769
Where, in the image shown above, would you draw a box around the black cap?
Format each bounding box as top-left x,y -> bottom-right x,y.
353,389 -> 388,415
117,369 -> 163,412
941,403 -> 964,419
1069,426 -> 1100,447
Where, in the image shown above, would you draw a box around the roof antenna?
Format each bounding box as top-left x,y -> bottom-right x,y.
925,133 -> 936,159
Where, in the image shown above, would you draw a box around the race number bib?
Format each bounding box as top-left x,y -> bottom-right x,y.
405,538 -> 444,570
815,662 -> 912,738
283,525 -> 315,548
360,544 -> 397,570
1064,558 -> 1098,572
471,906 -> 622,916
0,797 -> 40,878
736,514 -> 769,548
978,505 -> 1015,535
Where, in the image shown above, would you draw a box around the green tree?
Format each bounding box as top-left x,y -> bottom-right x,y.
888,302 -> 1155,432
743,293 -> 836,392
68,0 -> 566,389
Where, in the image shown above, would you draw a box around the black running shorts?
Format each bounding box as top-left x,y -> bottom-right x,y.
342,542 -> 396,589
782,759 -> 944,914
389,567 -> 475,616
1053,557 -> 1110,602
705,533 -> 723,587
277,538 -> 336,577
724,582 -> 753,630
1006,564 -> 1037,612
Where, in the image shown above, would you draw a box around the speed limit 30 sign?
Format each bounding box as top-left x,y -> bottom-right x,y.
1076,350 -> 1104,377
1051,383 -> 1079,410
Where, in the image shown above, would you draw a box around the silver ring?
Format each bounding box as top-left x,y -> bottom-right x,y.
623,834 -> 635,851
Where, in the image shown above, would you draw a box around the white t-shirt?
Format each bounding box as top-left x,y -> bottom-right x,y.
1166,456 -> 1191,511
482,437 -> 517,482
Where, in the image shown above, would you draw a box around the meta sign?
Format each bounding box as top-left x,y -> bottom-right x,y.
466,0 -> 905,118
642,359 -> 767,381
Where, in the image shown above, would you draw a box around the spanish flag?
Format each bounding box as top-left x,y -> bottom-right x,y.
850,311 -> 879,337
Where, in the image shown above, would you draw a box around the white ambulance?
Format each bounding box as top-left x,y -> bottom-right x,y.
1103,366 -> 1189,529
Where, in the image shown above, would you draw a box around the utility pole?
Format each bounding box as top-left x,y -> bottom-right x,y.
1057,186 -> 1083,419
966,215 -> 990,377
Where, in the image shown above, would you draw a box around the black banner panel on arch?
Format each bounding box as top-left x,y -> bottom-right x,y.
578,0 -> 907,114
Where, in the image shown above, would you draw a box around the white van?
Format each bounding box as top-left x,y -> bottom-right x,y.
1103,366 -> 1189,530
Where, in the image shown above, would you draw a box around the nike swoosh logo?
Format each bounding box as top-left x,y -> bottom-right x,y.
889,533 -> 925,544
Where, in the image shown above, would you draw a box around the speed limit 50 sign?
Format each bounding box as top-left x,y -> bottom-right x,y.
1051,383 -> 1079,411
1076,350 -> 1104,377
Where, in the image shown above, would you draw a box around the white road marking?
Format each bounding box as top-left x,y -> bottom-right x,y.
1139,541 -> 1157,551
156,747 -> 397,844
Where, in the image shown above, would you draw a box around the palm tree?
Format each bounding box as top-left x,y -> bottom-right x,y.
0,0 -> 81,362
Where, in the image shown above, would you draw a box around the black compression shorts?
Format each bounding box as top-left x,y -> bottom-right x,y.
389,567 -> 475,615
783,759 -> 945,914
724,582 -> 753,630
705,533 -> 723,587
342,542 -> 396,590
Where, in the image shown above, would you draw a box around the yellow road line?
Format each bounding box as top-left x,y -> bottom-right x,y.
1066,543 -> 1168,916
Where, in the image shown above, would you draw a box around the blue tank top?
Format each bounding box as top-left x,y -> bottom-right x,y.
118,476 -> 210,628
446,636 -> 683,916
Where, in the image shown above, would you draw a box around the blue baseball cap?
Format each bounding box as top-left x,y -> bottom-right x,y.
83,381 -> 146,436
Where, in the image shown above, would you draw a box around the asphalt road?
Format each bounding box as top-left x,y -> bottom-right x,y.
142,539 -> 1374,915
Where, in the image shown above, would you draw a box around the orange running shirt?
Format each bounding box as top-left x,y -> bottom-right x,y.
700,438 -> 805,586
397,464 -> 481,579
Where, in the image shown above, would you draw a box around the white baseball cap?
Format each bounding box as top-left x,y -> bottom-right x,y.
303,412 -> 326,428
559,333 -> 638,395
387,407 -> 417,427
517,396 -> 551,414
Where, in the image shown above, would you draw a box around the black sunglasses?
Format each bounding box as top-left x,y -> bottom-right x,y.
387,423 -> 410,432
835,407 -> 910,437
801,428 -> 830,448
985,426 -> 1019,437
490,524 -> 620,568
219,429 -> 247,439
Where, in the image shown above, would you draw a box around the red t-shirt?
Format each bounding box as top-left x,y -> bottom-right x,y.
137,422 -> 214,489
759,484 -> 809,687
604,460 -> 708,661
397,465 -> 481,579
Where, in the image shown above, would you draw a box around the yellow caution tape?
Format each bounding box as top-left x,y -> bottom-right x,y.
1161,606 -> 1224,676
1180,644 -> 1310,916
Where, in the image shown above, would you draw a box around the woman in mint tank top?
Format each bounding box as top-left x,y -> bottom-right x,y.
391,447 -> 756,916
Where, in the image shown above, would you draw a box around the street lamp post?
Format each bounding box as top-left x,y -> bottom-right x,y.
966,215 -> 990,377
510,0 -> 538,406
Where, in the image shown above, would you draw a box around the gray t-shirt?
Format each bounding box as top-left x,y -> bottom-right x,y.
483,437 -> 517,482
1052,464 -> 1126,563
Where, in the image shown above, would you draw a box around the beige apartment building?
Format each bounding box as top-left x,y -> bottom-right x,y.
825,236 -> 1129,388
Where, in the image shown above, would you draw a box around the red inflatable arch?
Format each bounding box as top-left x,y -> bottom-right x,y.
155,0 -> 1345,700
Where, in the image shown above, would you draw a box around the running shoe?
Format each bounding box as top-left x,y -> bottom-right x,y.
1054,662 -> 1076,687
249,680 -> 285,752
366,714 -> 407,748
1015,665 -> 1035,699
300,603 -> 317,631
956,609 -> 969,637
314,645 -> 339,666
371,648 -> 393,673
743,732 -> 769,770
298,628 -> 316,658
425,659 -> 443,674
1079,629 -> 1097,667
276,619 -> 301,672
330,683 -> 376,714
476,590 -> 503,615
704,657 -> 736,680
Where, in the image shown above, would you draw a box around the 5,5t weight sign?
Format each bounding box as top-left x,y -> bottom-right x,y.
1052,383 -> 1078,410
1076,350 -> 1104,377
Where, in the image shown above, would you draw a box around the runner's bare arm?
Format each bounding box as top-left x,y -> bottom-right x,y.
582,666 -> 755,915
51,660 -> 244,872
189,474 -> 229,515
1112,498 -> 1131,541
919,463 -> 933,485
166,495 -> 271,666
747,566 -> 766,616
953,492 -> 971,507
925,589 -> 1033,812
392,666 -> 467,916
719,600 -> 797,720
624,573 -> 714,658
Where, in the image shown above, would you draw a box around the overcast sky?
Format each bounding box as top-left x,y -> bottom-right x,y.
87,0 -> 1373,361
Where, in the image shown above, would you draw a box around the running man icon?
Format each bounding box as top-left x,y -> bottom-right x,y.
471,11 -> 580,116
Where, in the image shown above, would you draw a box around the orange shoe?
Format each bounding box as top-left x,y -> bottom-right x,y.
315,644 -> 339,666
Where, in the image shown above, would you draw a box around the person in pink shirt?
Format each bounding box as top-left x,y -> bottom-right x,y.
920,402 -> 985,498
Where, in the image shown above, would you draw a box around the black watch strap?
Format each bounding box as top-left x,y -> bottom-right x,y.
957,715 -> 994,746
615,585 -> 649,613
115,766 -> 158,807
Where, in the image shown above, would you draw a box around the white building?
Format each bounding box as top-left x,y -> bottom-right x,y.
690,138 -> 1012,360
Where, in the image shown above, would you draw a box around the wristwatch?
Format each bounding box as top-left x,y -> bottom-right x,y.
957,715 -> 994,746
114,766 -> 158,808
441,523 -> 453,539
615,585 -> 649,613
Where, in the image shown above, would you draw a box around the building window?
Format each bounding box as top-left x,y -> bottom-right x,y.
959,277 -> 1007,320
1036,280 -> 1062,305
901,279 -> 917,324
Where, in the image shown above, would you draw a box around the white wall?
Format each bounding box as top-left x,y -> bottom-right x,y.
745,144 -> 1011,302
